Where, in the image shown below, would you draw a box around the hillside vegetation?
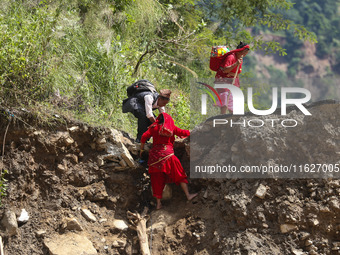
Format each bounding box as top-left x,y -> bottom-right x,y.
0,0 -> 333,136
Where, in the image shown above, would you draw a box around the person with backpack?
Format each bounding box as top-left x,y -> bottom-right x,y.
214,41 -> 250,114
135,88 -> 171,143
140,112 -> 198,210
122,80 -> 171,143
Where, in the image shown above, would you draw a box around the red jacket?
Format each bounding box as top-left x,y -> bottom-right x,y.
141,124 -> 190,146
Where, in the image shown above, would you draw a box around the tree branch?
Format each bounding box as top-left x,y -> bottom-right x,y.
133,43 -> 157,76
127,207 -> 150,255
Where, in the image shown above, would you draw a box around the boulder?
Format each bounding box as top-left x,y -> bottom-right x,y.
44,232 -> 97,255
1,209 -> 18,236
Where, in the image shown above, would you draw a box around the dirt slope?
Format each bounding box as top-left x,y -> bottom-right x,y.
0,104 -> 340,255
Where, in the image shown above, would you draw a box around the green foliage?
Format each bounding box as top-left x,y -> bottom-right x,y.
284,0 -> 340,60
0,1 -> 59,105
316,39 -> 331,58
333,50 -> 340,74
0,0 -> 319,137
266,65 -> 287,84
0,169 -> 8,206
198,0 -> 316,56
167,92 -> 191,130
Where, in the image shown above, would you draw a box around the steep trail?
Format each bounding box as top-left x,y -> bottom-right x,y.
0,103 -> 339,254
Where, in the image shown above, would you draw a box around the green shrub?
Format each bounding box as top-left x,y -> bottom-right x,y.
0,169 -> 8,206
0,2 -> 58,105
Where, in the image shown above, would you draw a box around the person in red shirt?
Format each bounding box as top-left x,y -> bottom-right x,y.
140,113 -> 197,210
215,42 -> 250,114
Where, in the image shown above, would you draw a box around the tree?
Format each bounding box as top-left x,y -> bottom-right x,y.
198,0 -> 316,55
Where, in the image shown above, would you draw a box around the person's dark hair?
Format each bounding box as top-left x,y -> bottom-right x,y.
236,41 -> 248,49
158,113 -> 164,124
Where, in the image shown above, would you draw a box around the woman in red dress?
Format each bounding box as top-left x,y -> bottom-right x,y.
215,41 -> 250,114
140,113 -> 197,209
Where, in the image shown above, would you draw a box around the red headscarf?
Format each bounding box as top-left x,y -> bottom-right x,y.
228,44 -> 250,55
150,113 -> 175,137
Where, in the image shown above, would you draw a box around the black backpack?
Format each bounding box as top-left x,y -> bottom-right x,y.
126,80 -> 156,97
122,80 -> 157,114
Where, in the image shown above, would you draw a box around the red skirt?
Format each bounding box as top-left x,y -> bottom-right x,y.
149,155 -> 188,199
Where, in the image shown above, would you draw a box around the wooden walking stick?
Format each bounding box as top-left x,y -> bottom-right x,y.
232,61 -> 241,86
226,57 -> 242,112
0,236 -> 4,255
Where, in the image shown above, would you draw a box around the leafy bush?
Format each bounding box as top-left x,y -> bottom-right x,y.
0,169 -> 8,206
0,2 -> 58,105
167,92 -> 191,130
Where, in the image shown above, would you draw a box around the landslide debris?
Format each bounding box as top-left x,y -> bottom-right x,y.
0,103 -> 339,255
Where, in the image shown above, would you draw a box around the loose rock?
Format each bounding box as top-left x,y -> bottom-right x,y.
81,208 -> 97,222
112,219 -> 128,231
280,224 -> 298,234
64,218 -> 83,231
17,208 -> 29,224
255,184 -> 267,199
1,210 -> 18,236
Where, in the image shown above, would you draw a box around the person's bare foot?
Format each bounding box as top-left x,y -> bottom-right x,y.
187,193 -> 198,201
156,203 -> 162,210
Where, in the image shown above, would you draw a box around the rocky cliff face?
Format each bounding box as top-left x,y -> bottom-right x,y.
190,100 -> 340,179
0,103 -> 340,255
